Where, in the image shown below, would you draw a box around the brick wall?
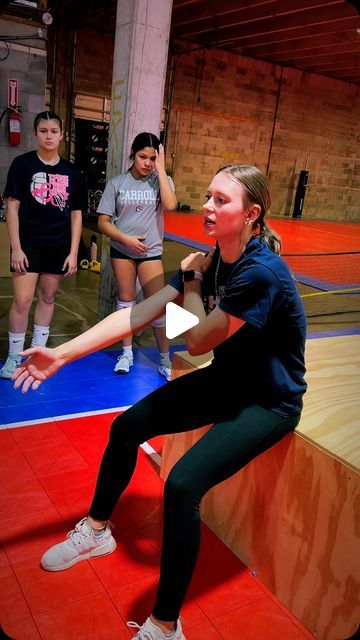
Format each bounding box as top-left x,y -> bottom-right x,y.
1,22 -> 358,222
166,47 -> 360,221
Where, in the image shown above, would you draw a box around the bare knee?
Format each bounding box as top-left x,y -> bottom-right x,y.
36,285 -> 57,306
11,295 -> 33,316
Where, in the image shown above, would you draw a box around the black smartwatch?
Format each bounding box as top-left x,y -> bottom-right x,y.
183,270 -> 203,282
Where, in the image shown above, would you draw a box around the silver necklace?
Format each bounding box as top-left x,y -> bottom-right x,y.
207,254 -> 222,311
214,254 -> 226,298
214,254 -> 220,297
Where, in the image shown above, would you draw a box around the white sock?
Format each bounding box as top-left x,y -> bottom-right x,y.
122,345 -> 133,356
159,352 -> 171,366
31,324 -> 50,347
8,331 -> 26,355
116,299 -> 136,311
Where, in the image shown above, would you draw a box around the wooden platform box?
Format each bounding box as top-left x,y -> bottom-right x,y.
160,335 -> 360,640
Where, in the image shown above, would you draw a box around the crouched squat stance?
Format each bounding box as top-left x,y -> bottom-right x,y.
14,165 -> 307,639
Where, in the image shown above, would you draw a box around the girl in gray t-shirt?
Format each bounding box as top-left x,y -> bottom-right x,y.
97,132 -> 177,380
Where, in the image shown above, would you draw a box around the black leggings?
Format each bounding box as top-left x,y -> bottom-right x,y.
89,365 -> 301,621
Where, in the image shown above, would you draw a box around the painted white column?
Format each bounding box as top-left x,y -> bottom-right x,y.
98,0 -> 173,319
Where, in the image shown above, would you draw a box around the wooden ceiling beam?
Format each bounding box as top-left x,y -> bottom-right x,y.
172,3 -> 358,40
241,29 -> 359,57
171,0 -> 340,29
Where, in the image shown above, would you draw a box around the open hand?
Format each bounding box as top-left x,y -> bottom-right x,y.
12,346 -> 65,392
10,248 -> 29,273
62,252 -> 78,276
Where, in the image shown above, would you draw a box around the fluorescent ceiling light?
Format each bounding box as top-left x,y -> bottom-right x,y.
12,1 -> 38,8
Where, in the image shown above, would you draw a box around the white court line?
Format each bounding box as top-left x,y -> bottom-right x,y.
0,415 -> 59,429
0,405 -> 162,467
140,441 -> 162,467
0,405 -> 131,429
285,221 -> 360,242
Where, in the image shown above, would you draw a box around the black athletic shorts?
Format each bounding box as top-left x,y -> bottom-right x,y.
10,243 -> 71,274
110,246 -> 162,263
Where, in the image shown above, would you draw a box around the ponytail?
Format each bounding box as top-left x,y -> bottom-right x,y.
259,221 -> 281,255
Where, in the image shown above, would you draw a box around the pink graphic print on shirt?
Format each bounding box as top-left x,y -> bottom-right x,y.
31,172 -> 69,211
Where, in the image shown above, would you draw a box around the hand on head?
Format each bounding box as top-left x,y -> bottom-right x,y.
154,143 -> 165,173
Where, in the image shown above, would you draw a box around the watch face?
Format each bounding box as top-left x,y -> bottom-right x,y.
42,11 -> 53,25
183,270 -> 196,282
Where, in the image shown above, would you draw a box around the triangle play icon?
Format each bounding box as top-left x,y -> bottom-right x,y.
165,302 -> 199,339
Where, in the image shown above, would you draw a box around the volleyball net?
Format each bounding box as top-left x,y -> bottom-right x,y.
283,252 -> 360,318
164,232 -> 360,323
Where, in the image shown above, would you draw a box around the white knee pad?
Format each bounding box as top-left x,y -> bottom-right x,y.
116,299 -> 136,311
152,314 -> 166,328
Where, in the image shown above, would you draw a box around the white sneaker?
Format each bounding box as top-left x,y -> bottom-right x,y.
158,363 -> 172,382
0,353 -> 22,379
41,517 -> 116,571
127,617 -> 185,639
114,352 -> 134,374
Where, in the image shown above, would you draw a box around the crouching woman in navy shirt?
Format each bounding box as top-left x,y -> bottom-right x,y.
13,164 -> 306,640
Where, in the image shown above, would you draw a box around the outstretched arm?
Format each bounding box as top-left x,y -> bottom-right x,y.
13,284 -> 180,392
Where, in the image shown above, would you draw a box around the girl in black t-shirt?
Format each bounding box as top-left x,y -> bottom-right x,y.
0,111 -> 86,379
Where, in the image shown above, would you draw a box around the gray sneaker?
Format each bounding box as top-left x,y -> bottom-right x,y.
158,363 -> 172,382
114,352 -> 134,374
41,517 -> 116,571
127,617 -> 185,639
0,353 -> 22,379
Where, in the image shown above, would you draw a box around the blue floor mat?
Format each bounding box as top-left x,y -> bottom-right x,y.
0,345 -> 187,427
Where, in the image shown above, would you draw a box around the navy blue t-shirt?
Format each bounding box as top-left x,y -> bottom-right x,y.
4,151 -> 87,247
169,238 -> 307,417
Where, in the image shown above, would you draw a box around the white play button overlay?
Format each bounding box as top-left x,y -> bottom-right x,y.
165,302 -> 199,339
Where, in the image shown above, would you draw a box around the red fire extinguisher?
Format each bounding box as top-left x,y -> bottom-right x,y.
8,109 -> 21,146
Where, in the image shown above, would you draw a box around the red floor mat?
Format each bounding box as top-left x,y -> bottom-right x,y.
0,419 -> 315,639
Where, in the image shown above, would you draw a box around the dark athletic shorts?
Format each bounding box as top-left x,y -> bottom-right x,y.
10,243 -> 71,274
110,246 -> 162,263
